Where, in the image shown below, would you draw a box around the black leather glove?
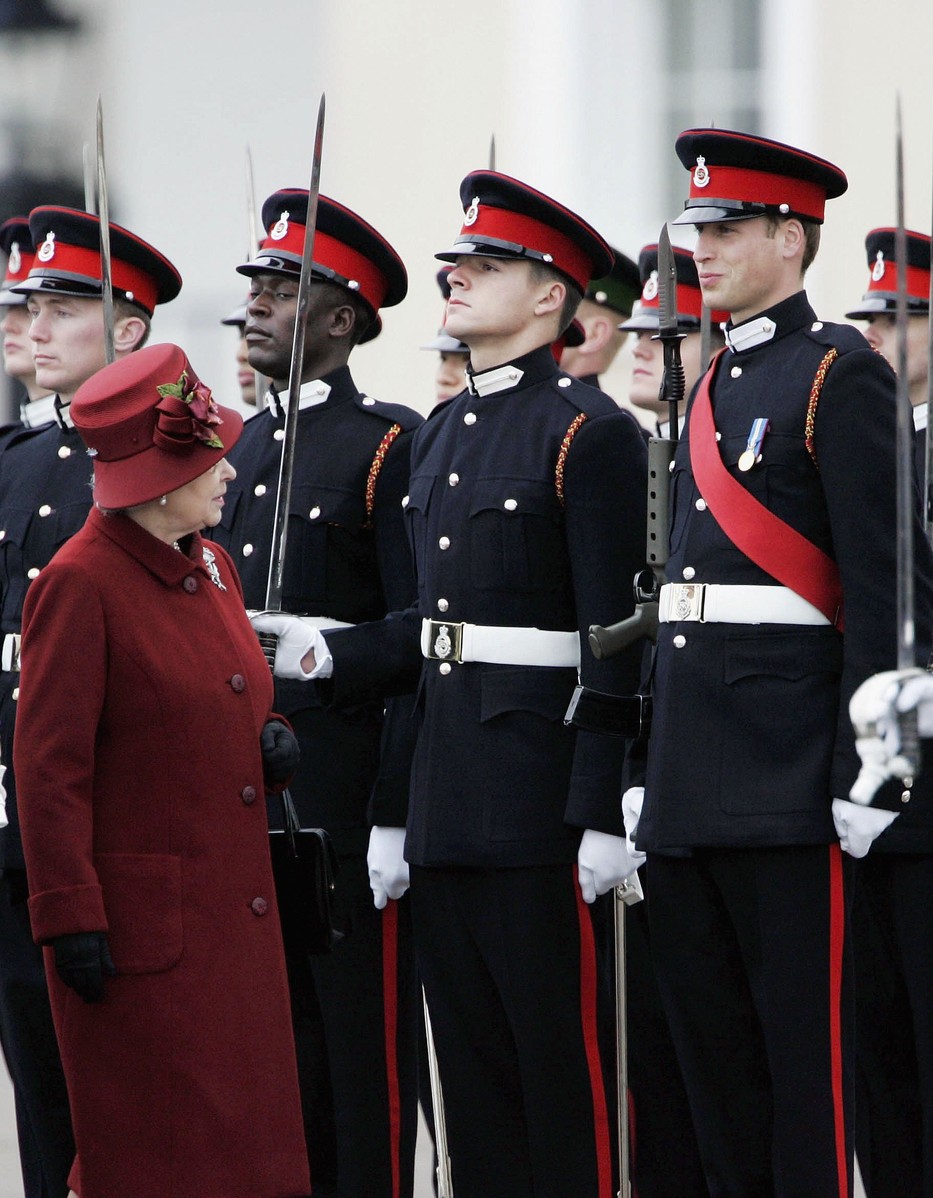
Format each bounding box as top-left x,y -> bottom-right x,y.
261,720 -> 301,787
52,931 -> 116,1003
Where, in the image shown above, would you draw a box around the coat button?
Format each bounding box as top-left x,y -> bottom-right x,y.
242,543 -> 254,557
463,412 -> 477,426
254,484 -> 267,496
811,321 -> 824,332
363,397 -> 376,406
439,662 -> 452,675
695,498 -> 707,511
58,445 -> 71,459
183,575 -> 198,593
241,785 -> 257,805
11,686 -> 18,701
558,377 -> 572,387
437,598 -> 449,612
401,495 -> 410,507
439,536 -> 450,550
448,473 -> 460,486
673,635 -> 686,648
730,366 -> 742,378
250,897 -> 268,916
682,566 -> 695,580
230,674 -> 246,692
38,504 -> 52,517
503,498 -> 517,511
309,506 -> 321,520
274,428 -> 285,441
27,567 -> 39,579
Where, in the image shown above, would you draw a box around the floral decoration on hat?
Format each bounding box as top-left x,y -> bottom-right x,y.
154,371 -> 224,452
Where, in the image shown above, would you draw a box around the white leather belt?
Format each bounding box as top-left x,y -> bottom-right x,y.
659,583 -> 831,626
1,634 -> 20,673
420,618 -> 580,667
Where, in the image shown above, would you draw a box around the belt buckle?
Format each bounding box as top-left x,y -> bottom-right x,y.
427,620 -> 464,663
672,583 -> 705,622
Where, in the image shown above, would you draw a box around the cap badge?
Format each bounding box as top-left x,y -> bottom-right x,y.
642,270 -> 659,302
270,211 -> 290,241
37,232 -> 56,263
7,242 -> 21,275
871,250 -> 886,282
693,156 -> 710,189
463,197 -> 481,227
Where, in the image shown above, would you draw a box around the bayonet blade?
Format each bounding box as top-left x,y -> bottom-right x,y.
656,225 -> 685,442
265,92 -> 326,612
96,96 -> 115,365
699,300 -> 712,374
926,130 -> 933,544
488,133 -> 496,172
82,142 -> 96,214
245,144 -> 260,260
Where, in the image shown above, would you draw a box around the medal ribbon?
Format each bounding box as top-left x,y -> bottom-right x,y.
688,352 -> 845,631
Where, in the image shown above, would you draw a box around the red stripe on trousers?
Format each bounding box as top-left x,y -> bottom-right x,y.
828,844 -> 849,1198
382,901 -> 401,1198
574,868 -> 613,1198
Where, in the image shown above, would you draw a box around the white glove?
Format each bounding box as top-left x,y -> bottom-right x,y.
248,611 -> 330,680
367,826 -> 410,910
622,786 -> 644,852
831,797 -> 898,858
849,668 -> 933,804
577,828 -> 645,904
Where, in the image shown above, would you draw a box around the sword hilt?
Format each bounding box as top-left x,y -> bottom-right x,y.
257,631 -> 278,674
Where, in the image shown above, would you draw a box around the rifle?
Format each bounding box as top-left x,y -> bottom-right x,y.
589,225 -> 684,660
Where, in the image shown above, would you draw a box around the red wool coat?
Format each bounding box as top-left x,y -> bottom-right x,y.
13,508 -> 310,1198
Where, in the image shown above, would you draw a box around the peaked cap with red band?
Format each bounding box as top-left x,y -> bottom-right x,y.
238,190 -> 407,327
435,170 -> 613,293
846,227 -> 931,319
619,243 -> 729,332
0,216 -> 34,305
672,128 -> 847,227
14,207 -> 181,315
72,342 -> 243,510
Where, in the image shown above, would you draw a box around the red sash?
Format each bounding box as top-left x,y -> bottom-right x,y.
688,352 -> 845,631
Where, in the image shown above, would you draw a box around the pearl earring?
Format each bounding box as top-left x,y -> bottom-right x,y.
158,495 -> 168,507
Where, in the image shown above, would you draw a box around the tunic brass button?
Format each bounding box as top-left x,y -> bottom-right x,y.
463,412 -> 477,426
437,598 -> 449,612
38,505 -> 51,517
254,484 -> 267,497
439,536 -> 450,550
27,567 -> 39,579
58,446 -> 71,459
230,674 -> 246,693
439,662 -> 452,675
241,786 -> 257,805
183,576 -> 198,593
250,897 -> 268,916
242,544 -> 254,557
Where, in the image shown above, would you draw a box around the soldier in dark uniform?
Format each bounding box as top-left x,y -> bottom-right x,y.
0,206 -> 180,1198
421,266 -> 470,405
623,129 -> 933,1196
620,242 -> 727,437
842,227 -> 933,1196
210,189 -> 422,1198
846,227 -> 930,484
254,170 -> 649,1198
559,245 -> 639,391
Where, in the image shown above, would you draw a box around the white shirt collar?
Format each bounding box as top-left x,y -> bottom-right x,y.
467,362 -> 525,397
265,378 -> 332,416
914,403 -> 928,432
20,393 -> 58,429
723,314 -> 778,353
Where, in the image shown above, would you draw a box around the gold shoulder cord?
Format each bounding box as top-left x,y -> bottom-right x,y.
804,347 -> 838,469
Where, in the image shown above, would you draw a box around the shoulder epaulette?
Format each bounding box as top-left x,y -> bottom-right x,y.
353,394 -> 423,432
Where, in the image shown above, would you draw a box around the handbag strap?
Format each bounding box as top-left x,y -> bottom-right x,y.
689,351 -> 845,631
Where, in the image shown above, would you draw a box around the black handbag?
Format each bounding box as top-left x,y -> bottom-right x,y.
268,788 -> 342,955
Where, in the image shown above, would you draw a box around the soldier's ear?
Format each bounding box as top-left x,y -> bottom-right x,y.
328,303 -> 356,339
779,218 -> 805,262
114,314 -> 147,354
534,277 -> 566,319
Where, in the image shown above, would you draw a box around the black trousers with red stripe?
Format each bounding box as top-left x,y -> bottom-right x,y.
410,864 -> 613,1198
287,854 -> 420,1198
645,845 -> 855,1198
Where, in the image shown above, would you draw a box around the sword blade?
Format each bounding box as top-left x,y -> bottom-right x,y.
96,96 -> 115,365
926,129 -> 933,544
245,143 -> 260,259
265,93 -> 326,612
699,300 -> 711,374
488,132 -> 496,172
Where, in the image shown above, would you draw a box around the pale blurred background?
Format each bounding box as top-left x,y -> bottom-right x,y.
0,0 -> 927,1192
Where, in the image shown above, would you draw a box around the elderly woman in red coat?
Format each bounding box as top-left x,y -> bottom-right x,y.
13,344 -> 311,1198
